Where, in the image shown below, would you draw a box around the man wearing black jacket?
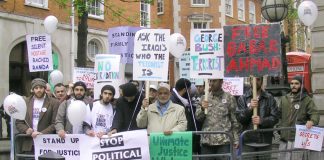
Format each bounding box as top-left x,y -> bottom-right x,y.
236,77 -> 279,160
109,82 -> 144,134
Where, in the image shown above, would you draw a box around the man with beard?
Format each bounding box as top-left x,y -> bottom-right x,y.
84,85 -> 116,138
16,78 -> 60,154
109,82 -> 144,135
236,77 -> 278,160
55,81 -> 92,138
278,75 -> 319,160
196,79 -> 240,160
136,83 -> 187,133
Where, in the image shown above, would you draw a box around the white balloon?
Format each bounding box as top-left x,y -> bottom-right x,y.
67,100 -> 87,126
298,1 -> 318,27
3,93 -> 27,120
169,33 -> 187,58
49,70 -> 63,86
44,15 -> 58,34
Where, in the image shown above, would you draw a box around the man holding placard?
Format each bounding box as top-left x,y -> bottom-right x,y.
236,77 -> 278,160
16,78 -> 60,154
196,79 -> 240,160
136,83 -> 187,133
278,75 -> 320,159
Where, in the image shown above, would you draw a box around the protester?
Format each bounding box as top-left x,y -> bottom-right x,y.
129,80 -> 140,91
0,104 -> 10,138
55,81 -> 92,138
53,83 -> 69,103
236,77 -> 278,160
149,84 -> 158,104
278,75 -> 320,160
16,78 -> 60,154
196,79 -> 240,160
45,83 -> 54,98
109,82 -> 144,135
136,83 -> 187,134
84,85 -> 116,138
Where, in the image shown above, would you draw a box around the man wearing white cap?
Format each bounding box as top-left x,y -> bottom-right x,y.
149,84 -> 158,104
136,83 -> 187,134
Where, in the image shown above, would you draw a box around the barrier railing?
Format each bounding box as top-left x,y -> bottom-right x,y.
14,134 -> 35,160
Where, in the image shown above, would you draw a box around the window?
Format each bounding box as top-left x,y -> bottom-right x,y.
25,0 -> 48,8
249,1 -> 255,24
225,0 -> 233,17
191,0 -> 208,7
238,0 -> 245,21
192,22 -> 208,29
88,0 -> 104,19
157,0 -> 164,15
140,0 -> 150,27
87,39 -> 103,62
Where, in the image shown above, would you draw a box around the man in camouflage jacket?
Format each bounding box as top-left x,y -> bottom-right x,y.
196,79 -> 240,160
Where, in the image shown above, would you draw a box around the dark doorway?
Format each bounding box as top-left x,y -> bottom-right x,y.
9,41 -> 48,97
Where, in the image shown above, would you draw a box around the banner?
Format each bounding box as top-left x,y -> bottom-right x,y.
80,130 -> 150,160
94,54 -> 121,100
223,23 -> 282,77
34,134 -> 81,160
190,29 -> 224,79
150,132 -> 192,160
222,77 -> 244,96
133,29 -> 170,81
179,52 -> 203,85
73,67 -> 96,89
108,26 -> 142,64
294,125 -> 324,151
26,34 -> 53,72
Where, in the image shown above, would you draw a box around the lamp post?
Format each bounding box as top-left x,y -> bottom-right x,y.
261,0 -> 290,96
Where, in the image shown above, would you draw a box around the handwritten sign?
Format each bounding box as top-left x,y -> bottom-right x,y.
150,132 -> 192,160
179,52 -> 203,85
294,125 -> 324,151
223,23 -> 282,77
80,130 -> 150,160
26,34 -> 53,72
190,29 -> 224,79
34,134 -> 81,160
133,29 -> 170,81
73,67 -> 96,88
222,77 -> 244,96
108,26 -> 142,64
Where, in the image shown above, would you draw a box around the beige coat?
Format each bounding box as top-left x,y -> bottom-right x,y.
136,101 -> 187,133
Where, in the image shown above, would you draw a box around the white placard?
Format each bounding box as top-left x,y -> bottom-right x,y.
34,134 -> 82,160
133,29 -> 170,81
73,67 -> 96,88
79,130 -> 150,160
26,34 -> 53,72
222,77 -> 244,96
294,125 -> 324,151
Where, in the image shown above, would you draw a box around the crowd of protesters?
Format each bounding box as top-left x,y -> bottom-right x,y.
0,74 -> 320,160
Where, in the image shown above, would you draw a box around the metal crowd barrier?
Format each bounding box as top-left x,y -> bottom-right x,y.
238,126 -> 324,160
14,134 -> 35,160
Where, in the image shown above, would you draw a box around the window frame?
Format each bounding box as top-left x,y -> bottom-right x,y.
237,0 -> 245,21
88,0 -> 104,20
225,0 -> 233,17
157,0 -> 164,15
140,0 -> 151,27
191,0 -> 209,7
25,0 -> 48,9
87,39 -> 103,62
191,21 -> 210,29
249,1 -> 256,24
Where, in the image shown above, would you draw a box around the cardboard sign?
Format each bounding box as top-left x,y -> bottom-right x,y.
133,29 -> 170,81
223,23 -> 282,77
108,26 -> 142,64
150,132 -> 192,160
80,130 -> 150,160
190,29 -> 224,79
294,125 -> 324,151
26,34 -> 53,72
222,77 -> 244,96
73,67 -> 96,88
34,134 -> 81,160
179,52 -> 203,84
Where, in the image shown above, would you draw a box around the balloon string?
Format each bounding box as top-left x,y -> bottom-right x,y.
24,120 -> 31,129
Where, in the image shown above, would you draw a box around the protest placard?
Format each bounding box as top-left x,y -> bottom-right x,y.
222,77 -> 244,96
133,29 -> 170,81
294,125 -> 324,151
150,132 -> 192,160
34,134 -> 81,160
73,67 -> 96,88
80,130 -> 150,160
179,51 -> 203,84
26,34 -> 53,72
94,54 -> 121,100
108,26 -> 142,64
190,29 -> 224,79
223,23 -> 282,77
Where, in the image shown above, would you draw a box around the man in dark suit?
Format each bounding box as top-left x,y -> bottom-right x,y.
16,78 -> 60,154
